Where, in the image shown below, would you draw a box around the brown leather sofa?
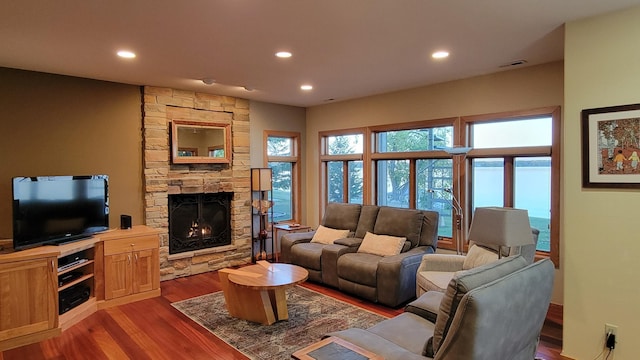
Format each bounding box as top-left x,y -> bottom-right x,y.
280,203 -> 439,307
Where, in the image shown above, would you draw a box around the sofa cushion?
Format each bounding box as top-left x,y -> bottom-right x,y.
428,255 -> 529,356
310,225 -> 350,245
462,244 -> 499,270
337,253 -> 380,287
322,202 -> 362,231
373,207 -> 423,247
355,205 -> 380,238
290,243 -> 325,270
368,313 -> 436,356
357,232 -> 405,257
417,271 -> 454,293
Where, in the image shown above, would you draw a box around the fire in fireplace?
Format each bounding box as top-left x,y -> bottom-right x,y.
168,193 -> 232,254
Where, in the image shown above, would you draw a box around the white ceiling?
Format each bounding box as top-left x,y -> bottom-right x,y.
1,1 -> 639,107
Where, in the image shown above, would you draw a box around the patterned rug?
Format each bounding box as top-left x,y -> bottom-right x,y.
171,286 -> 387,359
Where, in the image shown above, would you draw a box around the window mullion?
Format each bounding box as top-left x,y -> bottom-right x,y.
343,161 -> 349,202
504,157 -> 514,207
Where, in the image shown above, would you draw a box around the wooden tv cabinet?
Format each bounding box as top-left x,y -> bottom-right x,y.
0,225 -> 160,351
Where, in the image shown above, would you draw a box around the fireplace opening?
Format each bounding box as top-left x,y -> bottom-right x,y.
168,192 -> 232,254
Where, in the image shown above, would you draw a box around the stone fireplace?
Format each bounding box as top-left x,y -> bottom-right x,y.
142,86 -> 252,281
168,192 -> 232,254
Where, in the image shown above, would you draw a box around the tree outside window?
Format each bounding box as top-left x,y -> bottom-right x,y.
266,132 -> 300,223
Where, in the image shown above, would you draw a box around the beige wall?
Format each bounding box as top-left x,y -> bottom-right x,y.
0,68 -> 306,246
249,100 -> 307,220
305,61 -> 564,304
0,67 -> 143,238
563,6 -> 640,360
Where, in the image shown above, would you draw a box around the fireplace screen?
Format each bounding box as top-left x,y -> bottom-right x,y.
168,193 -> 232,254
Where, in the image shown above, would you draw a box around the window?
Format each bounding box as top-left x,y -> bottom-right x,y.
317,107 -> 560,266
266,132 -> 301,223
320,131 -> 365,205
372,123 -> 455,240
463,107 -> 560,265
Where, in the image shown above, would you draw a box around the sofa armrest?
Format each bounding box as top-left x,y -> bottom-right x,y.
321,243 -> 358,287
377,246 -> 434,307
334,237 -> 363,247
417,253 -> 466,273
326,328 -> 427,360
404,291 -> 444,323
280,231 -> 315,263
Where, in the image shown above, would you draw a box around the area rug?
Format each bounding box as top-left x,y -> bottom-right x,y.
171,286 -> 387,359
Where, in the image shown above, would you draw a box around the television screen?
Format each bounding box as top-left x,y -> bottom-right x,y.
12,175 -> 109,250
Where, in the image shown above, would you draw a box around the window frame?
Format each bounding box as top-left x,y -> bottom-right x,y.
319,128 -> 367,217
316,107 -> 560,267
461,106 -> 561,266
265,130 -> 302,224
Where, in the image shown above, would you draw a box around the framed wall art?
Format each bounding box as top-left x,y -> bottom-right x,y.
582,103 -> 640,188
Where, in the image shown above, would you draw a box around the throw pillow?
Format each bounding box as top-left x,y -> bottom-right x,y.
310,225 -> 350,244
462,244 -> 499,270
356,232 -> 405,257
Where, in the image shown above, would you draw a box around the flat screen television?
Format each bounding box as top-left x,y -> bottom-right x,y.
12,175 -> 110,250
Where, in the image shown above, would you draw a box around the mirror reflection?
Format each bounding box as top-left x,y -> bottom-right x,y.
171,120 -> 231,164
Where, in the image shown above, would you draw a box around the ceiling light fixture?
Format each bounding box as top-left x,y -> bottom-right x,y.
276,51 -> 292,58
300,84 -> 313,91
117,50 -> 136,59
431,50 -> 449,59
201,78 -> 215,85
243,86 -> 254,91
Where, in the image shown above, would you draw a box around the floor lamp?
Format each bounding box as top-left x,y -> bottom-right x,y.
467,207 -> 534,258
251,168 -> 273,262
443,146 -> 471,255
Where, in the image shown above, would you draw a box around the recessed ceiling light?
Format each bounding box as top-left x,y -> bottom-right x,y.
431,51 -> 449,59
117,50 -> 136,59
276,51 -> 292,58
300,84 -> 313,91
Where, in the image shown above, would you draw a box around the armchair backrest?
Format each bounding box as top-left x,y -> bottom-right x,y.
434,258 -> 555,360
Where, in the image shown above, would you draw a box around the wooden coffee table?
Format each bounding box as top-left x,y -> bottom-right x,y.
219,261 -> 308,325
292,336 -> 382,360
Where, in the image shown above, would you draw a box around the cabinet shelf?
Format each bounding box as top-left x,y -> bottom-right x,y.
58,259 -> 95,276
58,273 -> 94,292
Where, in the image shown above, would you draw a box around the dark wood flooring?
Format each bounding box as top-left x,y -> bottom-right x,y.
1,270 -> 568,360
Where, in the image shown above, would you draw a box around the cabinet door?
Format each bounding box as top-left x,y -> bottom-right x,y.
132,248 -> 159,294
104,253 -> 133,300
0,257 -> 57,343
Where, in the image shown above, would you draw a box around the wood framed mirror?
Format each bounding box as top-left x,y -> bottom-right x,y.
171,120 -> 231,164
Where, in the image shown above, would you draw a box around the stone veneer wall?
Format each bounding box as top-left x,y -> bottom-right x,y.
142,86 -> 252,281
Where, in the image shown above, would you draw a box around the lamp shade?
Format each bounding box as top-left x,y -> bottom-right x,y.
251,168 -> 272,191
468,207 -> 533,247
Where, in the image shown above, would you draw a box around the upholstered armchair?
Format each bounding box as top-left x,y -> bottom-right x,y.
416,228 -> 539,296
328,257 -> 555,360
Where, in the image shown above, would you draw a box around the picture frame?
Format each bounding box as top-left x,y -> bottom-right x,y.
582,103 -> 640,188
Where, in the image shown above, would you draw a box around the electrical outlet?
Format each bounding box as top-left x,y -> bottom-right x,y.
605,323 -> 618,336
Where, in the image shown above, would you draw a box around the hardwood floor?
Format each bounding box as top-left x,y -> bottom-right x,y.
1,270 -> 568,360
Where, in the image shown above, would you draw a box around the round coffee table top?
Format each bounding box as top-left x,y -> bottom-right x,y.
227,262 -> 308,290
